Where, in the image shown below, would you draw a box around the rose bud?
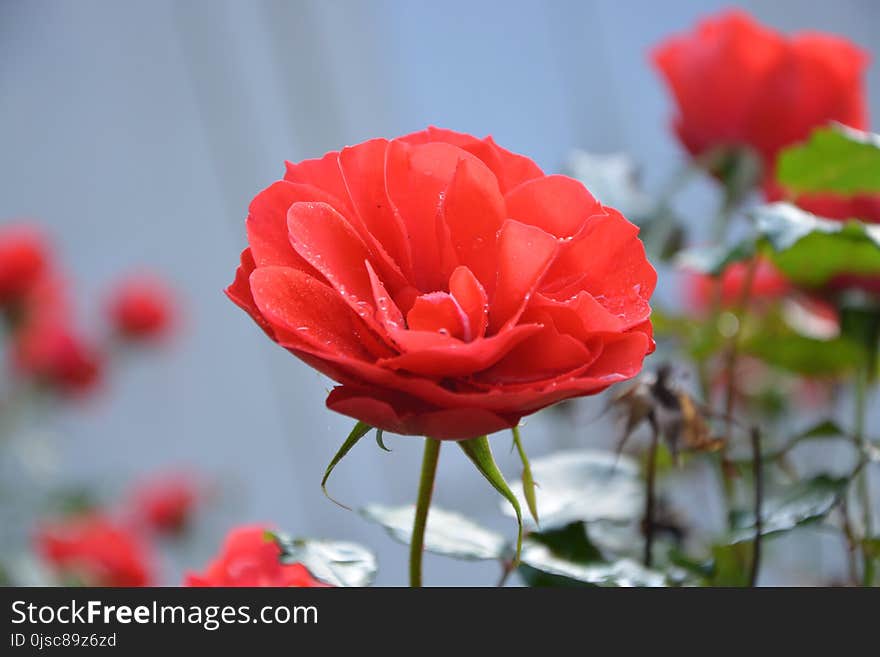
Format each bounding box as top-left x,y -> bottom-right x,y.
106,274 -> 175,341
227,127 -> 656,440
185,526 -> 329,587
130,472 -> 199,535
652,10 -> 867,178
0,223 -> 48,312
35,513 -> 154,587
12,319 -> 102,395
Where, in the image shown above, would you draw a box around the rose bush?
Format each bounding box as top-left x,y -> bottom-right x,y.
227,128 -> 655,439
652,10 -> 867,176
185,526 -> 328,587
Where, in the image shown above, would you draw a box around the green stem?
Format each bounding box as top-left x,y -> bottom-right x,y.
410,437 -> 442,588
855,366 -> 875,587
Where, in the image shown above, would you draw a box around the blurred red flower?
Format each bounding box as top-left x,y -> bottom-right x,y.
686,257 -> 791,312
107,275 -> 175,341
227,127 -> 655,439
0,224 -> 48,309
35,514 -> 154,587
130,473 -> 198,535
185,526 -> 329,587
12,319 -> 101,394
652,10 -> 868,176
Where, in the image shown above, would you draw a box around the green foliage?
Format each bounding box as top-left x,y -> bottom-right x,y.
518,526 -> 668,588
729,474 -> 848,543
360,504 -> 507,561
458,436 -> 523,563
502,449 -> 643,530
271,533 -> 377,587
755,202 -> 880,288
320,421 -> 373,508
777,124 -> 880,196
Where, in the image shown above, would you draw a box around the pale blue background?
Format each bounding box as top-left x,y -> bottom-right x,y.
1,0 -> 878,585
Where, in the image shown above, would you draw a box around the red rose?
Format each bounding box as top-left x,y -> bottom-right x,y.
35,514 -> 154,587
0,223 -> 47,309
227,127 -> 655,440
130,473 -> 198,535
106,274 -> 175,341
12,319 -> 102,394
652,10 -> 868,175
686,257 -> 790,312
185,526 -> 329,587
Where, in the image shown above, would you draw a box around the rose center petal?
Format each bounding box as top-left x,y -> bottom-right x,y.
406,292 -> 471,341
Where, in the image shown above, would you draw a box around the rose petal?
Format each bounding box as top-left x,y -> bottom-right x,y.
247,181 -> 341,273
505,174 -> 602,239
439,158 -> 506,292
478,318 -> 597,384
400,127 -> 543,194
489,220 -> 559,333
385,140 -> 477,291
286,201 -> 379,327
225,248 -> 276,339
339,139 -> 414,285
326,385 -> 518,440
449,266 -> 488,340
284,151 -> 351,211
407,292 -> 469,341
377,323 -> 543,378
543,208 -> 655,330
249,266 -> 389,360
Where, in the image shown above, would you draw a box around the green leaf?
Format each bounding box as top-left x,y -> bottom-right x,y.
754,202 -> 880,288
729,474 -> 848,543
375,429 -> 391,452
271,534 -> 377,587
320,421 -> 373,509
796,419 -> 848,440
675,240 -> 755,276
527,522 -> 603,563
863,537 -> 880,560
511,427 -> 539,526
709,544 -> 750,587
458,436 -> 523,564
502,449 -> 643,530
777,124 -> 880,196
742,330 -> 862,377
519,542 -> 667,587
360,504 -> 506,561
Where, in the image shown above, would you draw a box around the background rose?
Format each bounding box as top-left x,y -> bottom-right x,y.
686,257 -> 791,312
652,10 -> 868,176
106,274 -> 176,342
227,128 -> 655,440
0,224 -> 47,311
185,526 -> 328,587
35,514 -> 153,587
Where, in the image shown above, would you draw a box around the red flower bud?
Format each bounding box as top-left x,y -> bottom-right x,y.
107,275 -> 175,341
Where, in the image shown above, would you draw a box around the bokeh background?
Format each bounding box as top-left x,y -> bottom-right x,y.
2,0 -> 879,585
